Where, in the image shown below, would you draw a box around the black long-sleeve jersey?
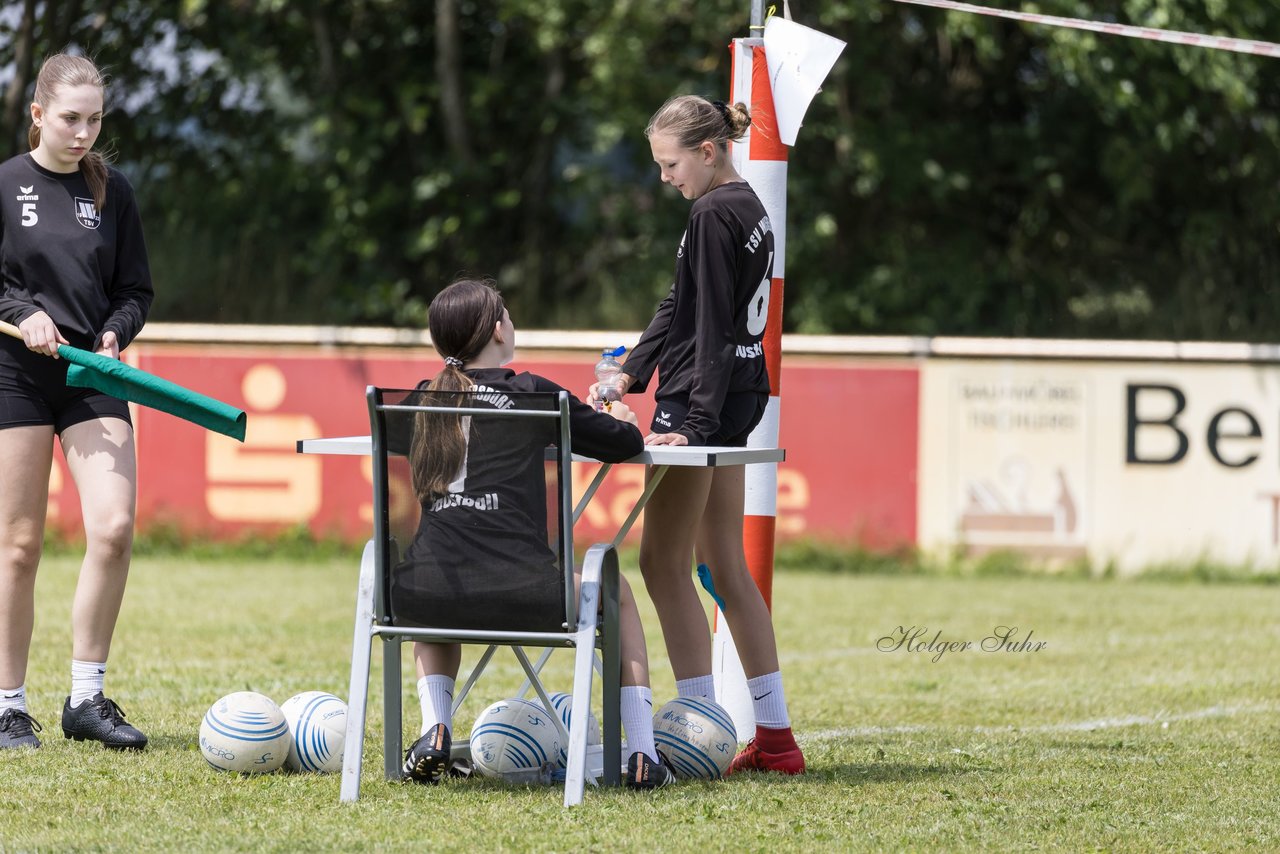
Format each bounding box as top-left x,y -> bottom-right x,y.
623,181 -> 773,445
0,153 -> 153,368
392,368 -> 643,631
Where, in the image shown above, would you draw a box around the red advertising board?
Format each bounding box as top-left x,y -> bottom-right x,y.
45,345 -> 918,550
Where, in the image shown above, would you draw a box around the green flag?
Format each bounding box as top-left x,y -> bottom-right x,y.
59,345 -> 247,441
0,321 -> 246,441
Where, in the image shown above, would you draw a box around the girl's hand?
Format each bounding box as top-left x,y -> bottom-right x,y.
95,330 -> 120,359
18,311 -> 69,358
586,372 -> 636,408
644,431 -> 688,446
606,401 -> 639,427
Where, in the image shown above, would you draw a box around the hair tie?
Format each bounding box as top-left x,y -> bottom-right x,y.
444,356 -> 464,369
711,99 -> 731,124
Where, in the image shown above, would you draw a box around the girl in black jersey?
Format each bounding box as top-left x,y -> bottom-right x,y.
0,55 -> 152,751
589,96 -> 804,775
397,278 -> 673,789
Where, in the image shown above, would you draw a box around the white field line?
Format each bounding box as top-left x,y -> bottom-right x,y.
800,702 -> 1277,743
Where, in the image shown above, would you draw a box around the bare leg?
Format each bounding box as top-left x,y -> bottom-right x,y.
637,466 -> 715,680
61,418 -> 137,664
695,465 -> 779,678
615,573 -> 649,688
0,426 -> 55,689
413,642 -> 461,680
694,467 -> 804,774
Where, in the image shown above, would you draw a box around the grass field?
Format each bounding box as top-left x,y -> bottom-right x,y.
1,553 -> 1276,852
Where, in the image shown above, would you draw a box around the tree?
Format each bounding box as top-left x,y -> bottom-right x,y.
1,0 -> 1277,339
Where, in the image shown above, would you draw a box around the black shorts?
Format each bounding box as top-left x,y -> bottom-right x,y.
0,345 -> 131,433
651,390 -> 767,447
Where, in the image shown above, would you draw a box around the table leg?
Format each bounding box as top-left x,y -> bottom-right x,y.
612,465 -> 669,548
573,462 -> 613,524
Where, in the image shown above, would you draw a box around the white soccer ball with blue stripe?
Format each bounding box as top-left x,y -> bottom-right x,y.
469,698 -> 561,781
199,691 -> 291,774
280,691 -> 347,774
652,697 -> 737,780
542,691 -> 601,768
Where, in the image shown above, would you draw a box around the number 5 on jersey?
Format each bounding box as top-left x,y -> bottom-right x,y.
21,202 -> 38,227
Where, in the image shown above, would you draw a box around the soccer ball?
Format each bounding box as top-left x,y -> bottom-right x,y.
469,698 -> 561,782
199,691 -> 291,774
280,691 -> 347,774
652,697 -> 737,780
542,691 -> 600,768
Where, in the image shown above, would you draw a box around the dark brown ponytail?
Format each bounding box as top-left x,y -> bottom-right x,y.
410,278 -> 507,503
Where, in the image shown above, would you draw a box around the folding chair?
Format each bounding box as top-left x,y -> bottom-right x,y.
339,386 -> 622,807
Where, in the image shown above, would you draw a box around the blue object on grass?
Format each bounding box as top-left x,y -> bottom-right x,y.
696,563 -> 726,611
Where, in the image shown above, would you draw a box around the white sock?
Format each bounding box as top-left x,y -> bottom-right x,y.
0,684 -> 26,714
747,671 -> 791,728
417,675 -> 454,736
675,674 -> 715,701
70,660 -> 107,708
620,685 -> 657,763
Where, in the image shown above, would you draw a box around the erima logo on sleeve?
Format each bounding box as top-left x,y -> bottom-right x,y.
74,197 -> 101,229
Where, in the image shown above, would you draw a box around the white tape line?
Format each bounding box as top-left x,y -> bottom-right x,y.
799,701 -> 1277,743
893,0 -> 1280,58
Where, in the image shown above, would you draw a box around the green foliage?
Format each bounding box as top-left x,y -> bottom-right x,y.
786,0 -> 1280,338
775,538 -> 928,575
44,522 -> 360,561
771,538 -> 1279,583
0,1 -> 1276,338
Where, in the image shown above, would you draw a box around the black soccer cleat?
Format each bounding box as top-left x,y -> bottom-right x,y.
402,723 -> 452,784
625,750 -> 676,790
61,693 -> 148,750
0,709 -> 42,749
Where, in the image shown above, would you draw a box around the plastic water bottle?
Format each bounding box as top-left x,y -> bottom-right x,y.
594,346 -> 626,412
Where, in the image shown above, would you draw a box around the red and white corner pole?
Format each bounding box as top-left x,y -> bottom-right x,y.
713,4 -> 789,740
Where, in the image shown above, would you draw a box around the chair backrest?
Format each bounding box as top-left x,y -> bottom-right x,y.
366,385 -> 577,635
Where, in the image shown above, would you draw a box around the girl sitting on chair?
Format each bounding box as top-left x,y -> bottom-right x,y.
396,277 -> 674,790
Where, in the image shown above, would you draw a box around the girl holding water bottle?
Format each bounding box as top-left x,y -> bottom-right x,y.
588,95 -> 804,775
